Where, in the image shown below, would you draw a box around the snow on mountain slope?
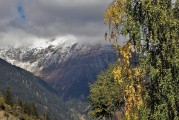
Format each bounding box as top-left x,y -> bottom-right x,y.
0,37 -> 117,100
0,36 -> 77,72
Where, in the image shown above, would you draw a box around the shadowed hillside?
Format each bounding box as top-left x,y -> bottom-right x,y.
0,58 -> 73,120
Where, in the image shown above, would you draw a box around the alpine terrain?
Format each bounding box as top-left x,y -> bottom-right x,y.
0,38 -> 117,100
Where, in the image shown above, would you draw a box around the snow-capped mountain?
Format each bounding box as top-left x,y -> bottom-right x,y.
0,38 -> 117,100
0,36 -> 78,73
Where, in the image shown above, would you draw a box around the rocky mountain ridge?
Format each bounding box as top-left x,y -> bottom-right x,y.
0,38 -> 117,100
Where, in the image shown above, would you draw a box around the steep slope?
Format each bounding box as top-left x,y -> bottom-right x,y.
0,58 -> 73,119
0,39 -> 117,100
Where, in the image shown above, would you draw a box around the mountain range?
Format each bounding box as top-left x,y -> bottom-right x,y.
0,38 -> 117,100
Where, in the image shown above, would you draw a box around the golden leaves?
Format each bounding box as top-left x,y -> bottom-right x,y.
104,0 -> 126,41
125,83 -> 143,119
120,42 -> 132,69
112,41 -> 144,119
104,1 -> 144,119
113,67 -> 123,84
113,42 -> 132,85
104,0 -> 126,25
134,68 -> 141,79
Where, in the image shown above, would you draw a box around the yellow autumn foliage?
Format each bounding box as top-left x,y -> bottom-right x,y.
104,0 -> 145,119
112,41 -> 143,119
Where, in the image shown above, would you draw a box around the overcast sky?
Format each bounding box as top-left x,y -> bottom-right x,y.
0,0 -> 113,47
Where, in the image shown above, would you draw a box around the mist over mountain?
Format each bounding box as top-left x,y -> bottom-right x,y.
0,0 -> 111,48
0,38 -> 117,100
0,0 -> 122,119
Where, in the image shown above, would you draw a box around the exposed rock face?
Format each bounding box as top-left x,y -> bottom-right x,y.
0,39 -> 117,100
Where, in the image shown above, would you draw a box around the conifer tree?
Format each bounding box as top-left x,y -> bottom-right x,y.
29,102 -> 38,117
42,108 -> 50,120
4,87 -> 13,106
23,102 -> 31,115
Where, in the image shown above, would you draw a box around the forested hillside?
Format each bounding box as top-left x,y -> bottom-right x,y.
0,58 -> 73,119
0,88 -> 42,120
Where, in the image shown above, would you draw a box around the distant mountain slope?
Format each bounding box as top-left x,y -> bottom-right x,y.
0,58 -> 73,119
0,39 -> 117,100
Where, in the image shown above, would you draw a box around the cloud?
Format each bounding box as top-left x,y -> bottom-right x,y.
0,29 -> 34,48
0,0 -> 113,47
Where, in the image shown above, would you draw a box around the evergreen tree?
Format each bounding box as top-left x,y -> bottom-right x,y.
17,99 -> 23,108
4,87 -> 13,106
45,112 -> 50,120
23,102 -> 31,115
53,116 -> 58,120
29,102 -> 38,117
42,108 -> 50,120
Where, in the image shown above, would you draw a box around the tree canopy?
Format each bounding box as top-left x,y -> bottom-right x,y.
89,0 -> 179,119
89,64 -> 124,119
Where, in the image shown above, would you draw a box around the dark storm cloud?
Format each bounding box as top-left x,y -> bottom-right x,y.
0,0 -> 113,47
25,0 -> 111,38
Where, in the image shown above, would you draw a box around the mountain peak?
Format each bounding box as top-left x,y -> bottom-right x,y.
31,35 -> 78,50
0,41 -> 117,100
